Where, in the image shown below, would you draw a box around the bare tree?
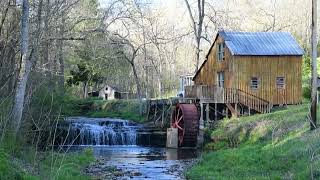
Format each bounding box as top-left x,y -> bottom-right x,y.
112,31 -> 144,100
310,0 -> 317,130
184,0 -> 205,72
11,0 -> 31,136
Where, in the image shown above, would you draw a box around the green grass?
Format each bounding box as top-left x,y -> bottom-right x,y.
187,103 -> 320,179
0,135 -> 93,180
0,148 -> 25,179
0,145 -> 94,180
61,97 -> 147,123
38,148 -> 94,180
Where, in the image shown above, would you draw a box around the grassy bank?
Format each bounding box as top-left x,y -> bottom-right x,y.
0,145 -> 94,180
61,97 -> 147,123
0,91 -> 95,180
187,104 -> 320,179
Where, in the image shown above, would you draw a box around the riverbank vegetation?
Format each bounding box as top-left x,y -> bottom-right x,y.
0,145 -> 93,180
61,97 -> 147,123
0,86 -> 95,179
187,104 -> 320,179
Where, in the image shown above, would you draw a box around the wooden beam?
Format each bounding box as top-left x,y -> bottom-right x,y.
215,103 -> 218,121
206,103 -> 210,122
161,104 -> 165,127
200,102 -> 204,122
226,103 -> 238,118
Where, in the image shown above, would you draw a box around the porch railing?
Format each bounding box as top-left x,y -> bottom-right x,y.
184,85 -> 272,113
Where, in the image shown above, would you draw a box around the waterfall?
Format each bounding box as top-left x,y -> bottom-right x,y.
65,117 -> 139,146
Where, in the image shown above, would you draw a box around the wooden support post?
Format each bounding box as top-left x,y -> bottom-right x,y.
226,106 -> 229,118
154,105 -> 157,122
166,128 -> 178,148
161,104 -> 165,127
198,102 -> 205,148
234,103 -> 238,118
206,103 -> 210,123
200,102 -> 204,122
146,101 -> 150,122
215,103 -> 218,121
248,107 -> 251,116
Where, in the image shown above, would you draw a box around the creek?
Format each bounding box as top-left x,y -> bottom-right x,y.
58,117 -> 199,180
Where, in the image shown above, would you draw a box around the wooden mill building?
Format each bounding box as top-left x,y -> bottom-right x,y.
185,31 -> 304,117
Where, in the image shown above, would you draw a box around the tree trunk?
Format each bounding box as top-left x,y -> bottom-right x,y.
142,21 -> 148,99
195,37 -> 201,72
83,81 -> 88,99
131,62 -> 141,100
58,15 -> 65,94
310,0 -> 317,130
184,0 -> 205,72
53,15 -> 59,85
158,56 -> 162,98
8,45 -> 16,94
43,0 -> 50,86
11,0 -> 30,136
131,62 -> 143,115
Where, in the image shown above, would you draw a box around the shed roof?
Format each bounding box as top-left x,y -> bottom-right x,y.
217,31 -> 304,56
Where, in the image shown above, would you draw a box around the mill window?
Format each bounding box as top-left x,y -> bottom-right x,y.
250,77 -> 259,89
217,43 -> 225,61
217,72 -> 225,88
276,77 -> 285,89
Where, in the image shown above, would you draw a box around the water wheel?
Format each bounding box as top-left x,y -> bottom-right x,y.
171,103 -> 199,147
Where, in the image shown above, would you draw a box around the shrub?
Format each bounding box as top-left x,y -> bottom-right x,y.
302,86 -> 311,99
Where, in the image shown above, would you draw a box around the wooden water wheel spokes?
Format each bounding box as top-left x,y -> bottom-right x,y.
174,107 -> 184,144
171,103 -> 199,147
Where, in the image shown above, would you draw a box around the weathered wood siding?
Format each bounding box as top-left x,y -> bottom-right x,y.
233,55 -> 302,105
194,36 -> 233,87
194,35 -> 302,105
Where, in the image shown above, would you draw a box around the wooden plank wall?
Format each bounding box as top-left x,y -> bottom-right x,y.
194,36 -> 232,87
194,35 -> 303,105
234,55 -> 302,105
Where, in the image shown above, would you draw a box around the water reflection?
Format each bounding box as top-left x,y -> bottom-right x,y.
165,148 -> 200,160
83,146 -> 200,160
67,146 -> 199,179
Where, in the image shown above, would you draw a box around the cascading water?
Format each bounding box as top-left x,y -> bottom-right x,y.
59,117 -> 198,180
64,117 -> 140,146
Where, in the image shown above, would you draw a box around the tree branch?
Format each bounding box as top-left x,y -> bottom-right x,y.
184,0 -> 198,39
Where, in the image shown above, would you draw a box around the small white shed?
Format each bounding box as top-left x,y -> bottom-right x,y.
88,85 -> 121,100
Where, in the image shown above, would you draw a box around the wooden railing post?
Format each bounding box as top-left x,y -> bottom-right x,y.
185,85 -> 273,114
237,89 -> 272,114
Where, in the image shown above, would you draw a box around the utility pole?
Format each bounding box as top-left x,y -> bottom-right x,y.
310,0 -> 317,130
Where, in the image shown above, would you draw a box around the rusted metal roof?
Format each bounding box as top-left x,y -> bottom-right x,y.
220,31 -> 304,56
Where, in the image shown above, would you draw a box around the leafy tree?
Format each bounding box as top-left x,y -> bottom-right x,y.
67,61 -> 102,98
